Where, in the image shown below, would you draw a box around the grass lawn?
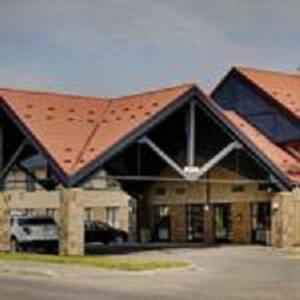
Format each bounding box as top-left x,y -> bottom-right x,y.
0,252 -> 190,271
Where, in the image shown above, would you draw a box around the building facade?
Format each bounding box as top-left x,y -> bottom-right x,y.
0,67 -> 299,255
140,163 -> 273,245
5,164 -> 132,235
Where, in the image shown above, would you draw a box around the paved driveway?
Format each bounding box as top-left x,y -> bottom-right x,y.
0,246 -> 300,300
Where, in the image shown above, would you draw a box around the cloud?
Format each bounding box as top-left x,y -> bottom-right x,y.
0,0 -> 299,95
0,67 -> 54,90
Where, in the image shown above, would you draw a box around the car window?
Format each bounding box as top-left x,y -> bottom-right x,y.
18,218 -> 56,226
97,222 -> 109,229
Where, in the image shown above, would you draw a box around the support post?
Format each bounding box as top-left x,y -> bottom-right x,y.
203,204 -> 214,244
59,189 -> 84,256
196,141 -> 242,179
17,163 -> 49,190
271,191 -> 297,247
231,202 -> 251,244
187,101 -> 196,166
0,140 -> 27,181
0,193 -> 10,251
139,137 -> 187,178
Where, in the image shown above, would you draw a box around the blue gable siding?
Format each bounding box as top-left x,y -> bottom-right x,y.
213,74 -> 300,143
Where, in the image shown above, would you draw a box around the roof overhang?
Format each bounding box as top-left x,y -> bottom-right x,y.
0,85 -> 294,191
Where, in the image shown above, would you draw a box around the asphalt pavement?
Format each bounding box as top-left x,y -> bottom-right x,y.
0,246 -> 300,300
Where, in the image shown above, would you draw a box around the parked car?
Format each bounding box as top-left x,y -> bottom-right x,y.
10,216 -> 59,252
85,221 -> 128,245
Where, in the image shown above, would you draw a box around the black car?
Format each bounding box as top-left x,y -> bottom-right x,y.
84,221 -> 128,244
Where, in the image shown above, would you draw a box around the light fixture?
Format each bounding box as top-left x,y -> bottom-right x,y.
204,204 -> 210,212
272,202 -> 280,210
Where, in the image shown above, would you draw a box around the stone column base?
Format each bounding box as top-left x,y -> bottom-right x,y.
0,193 -> 10,251
271,189 -> 300,248
59,189 -> 84,256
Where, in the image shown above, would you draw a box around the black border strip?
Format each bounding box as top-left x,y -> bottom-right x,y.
195,88 -> 292,190
70,88 -> 196,186
0,99 -> 69,185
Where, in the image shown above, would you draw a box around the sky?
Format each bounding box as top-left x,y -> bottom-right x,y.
0,0 -> 299,97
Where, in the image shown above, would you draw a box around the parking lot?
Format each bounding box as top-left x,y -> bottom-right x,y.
1,245 -> 300,300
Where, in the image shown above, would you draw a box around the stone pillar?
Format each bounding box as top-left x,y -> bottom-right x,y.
170,204 -> 186,242
204,204 -> 214,244
59,189 -> 84,256
271,191 -> 296,248
231,202 -> 251,244
0,193 -> 10,251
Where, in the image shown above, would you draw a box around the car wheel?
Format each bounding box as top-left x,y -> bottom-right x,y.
10,238 -> 20,252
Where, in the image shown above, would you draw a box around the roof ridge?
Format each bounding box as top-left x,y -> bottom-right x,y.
0,83 -> 196,103
0,87 -> 108,101
70,83 -> 196,174
234,66 -> 300,78
112,83 -> 196,100
224,110 -> 300,180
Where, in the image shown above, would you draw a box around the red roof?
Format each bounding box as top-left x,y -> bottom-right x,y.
224,110 -> 300,183
0,85 -> 194,177
236,66 -> 300,119
1,80 -> 298,187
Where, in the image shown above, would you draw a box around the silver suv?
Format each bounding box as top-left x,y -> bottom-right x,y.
10,216 -> 59,252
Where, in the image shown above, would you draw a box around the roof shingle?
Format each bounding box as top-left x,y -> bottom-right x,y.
0,84 -> 194,177
224,110 -> 300,183
236,66 -> 300,119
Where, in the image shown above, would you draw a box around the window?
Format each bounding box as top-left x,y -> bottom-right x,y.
232,184 -> 245,193
251,202 -> 271,244
175,187 -> 186,195
18,217 -> 56,226
26,174 -> 36,192
258,183 -> 272,192
107,177 -> 120,189
24,209 -> 35,216
186,204 -> 204,242
106,207 -> 119,228
155,187 -> 166,196
84,208 -> 96,222
153,205 -> 171,241
46,208 -> 57,219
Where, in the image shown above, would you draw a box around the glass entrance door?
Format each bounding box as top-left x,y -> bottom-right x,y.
186,204 -> 204,242
214,204 -> 232,242
153,205 -> 171,242
251,202 -> 271,245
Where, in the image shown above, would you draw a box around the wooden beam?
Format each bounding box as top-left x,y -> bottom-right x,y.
139,136 -> 187,178
0,140 -> 27,181
195,141 -> 242,179
17,163 -> 50,190
187,101 -> 196,166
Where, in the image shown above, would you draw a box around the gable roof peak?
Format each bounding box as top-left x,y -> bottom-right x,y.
233,65 -> 299,78
0,87 -> 108,102
111,83 -> 196,101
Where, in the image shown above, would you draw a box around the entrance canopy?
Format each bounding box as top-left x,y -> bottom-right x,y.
0,84 -> 299,191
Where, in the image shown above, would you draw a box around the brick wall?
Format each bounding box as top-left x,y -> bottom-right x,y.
170,204 -> 186,242
142,162 -> 273,245
0,193 -> 10,251
204,205 -> 214,244
231,202 -> 251,244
